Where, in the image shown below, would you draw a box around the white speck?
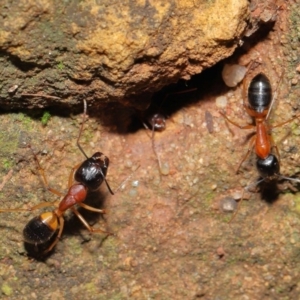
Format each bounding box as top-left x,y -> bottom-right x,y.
216,96 -> 228,108
132,180 -> 139,187
219,197 -> 237,212
160,162 -> 170,175
8,84 -> 19,93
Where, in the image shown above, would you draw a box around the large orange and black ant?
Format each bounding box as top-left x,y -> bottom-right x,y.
220,72 -> 299,173
221,72 -> 300,221
0,100 -> 114,254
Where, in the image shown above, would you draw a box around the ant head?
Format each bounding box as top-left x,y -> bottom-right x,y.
248,73 -> 272,113
256,154 -> 280,180
23,212 -> 58,245
74,152 -> 111,191
148,113 -> 166,131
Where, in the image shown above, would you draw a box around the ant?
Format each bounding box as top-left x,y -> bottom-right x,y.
220,72 -> 300,221
220,72 -> 299,173
142,111 -> 166,174
0,100 -> 114,254
142,88 -> 196,175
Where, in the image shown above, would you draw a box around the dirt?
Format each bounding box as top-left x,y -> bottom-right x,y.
0,1 -> 300,300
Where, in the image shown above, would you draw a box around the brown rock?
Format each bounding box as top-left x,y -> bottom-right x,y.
0,0 -> 248,111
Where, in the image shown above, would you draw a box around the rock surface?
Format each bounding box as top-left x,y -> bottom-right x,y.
0,0 -> 248,111
0,1 -> 300,300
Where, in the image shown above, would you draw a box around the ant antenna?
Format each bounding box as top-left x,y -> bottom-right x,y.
229,172 -> 300,223
114,164 -> 141,193
104,177 -> 114,195
151,125 -> 163,173
77,99 -> 89,159
229,177 -> 265,223
74,100 -> 114,195
278,175 -> 300,183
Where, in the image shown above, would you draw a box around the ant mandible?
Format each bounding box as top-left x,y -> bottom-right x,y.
220,72 -> 298,173
0,100 -> 114,254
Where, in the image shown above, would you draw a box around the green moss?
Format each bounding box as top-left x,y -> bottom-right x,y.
1,283 -> 12,296
292,194 -> 300,214
101,237 -> 119,267
0,127 -> 19,158
41,111 -> 51,126
57,61 -> 64,70
84,282 -> 97,294
15,113 -> 33,130
222,214 -> 233,223
2,158 -> 13,170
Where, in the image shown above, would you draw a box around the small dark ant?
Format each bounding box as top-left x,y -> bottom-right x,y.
142,112 -> 166,174
220,72 -> 299,173
0,100 -> 114,254
143,113 -> 166,132
142,88 -> 196,175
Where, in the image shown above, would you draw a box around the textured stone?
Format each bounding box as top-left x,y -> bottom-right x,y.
0,0 -> 248,110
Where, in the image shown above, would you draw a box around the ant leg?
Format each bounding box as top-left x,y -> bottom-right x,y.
270,114 -> 300,129
68,162 -> 82,188
269,134 -> 280,161
44,216 -> 64,254
0,201 -> 57,213
220,112 -> 255,173
76,99 -> 89,159
229,189 -> 245,223
229,175 -> 264,223
266,72 -> 284,120
151,128 -> 163,174
70,207 -> 112,235
28,145 -> 64,197
77,202 -> 106,214
219,111 -> 254,130
113,164 -> 140,194
143,118 -> 164,175
236,135 -> 255,174
142,121 -> 150,131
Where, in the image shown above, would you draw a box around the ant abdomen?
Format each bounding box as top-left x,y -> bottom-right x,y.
248,73 -> 272,113
75,152 -> 110,191
23,212 -> 58,245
